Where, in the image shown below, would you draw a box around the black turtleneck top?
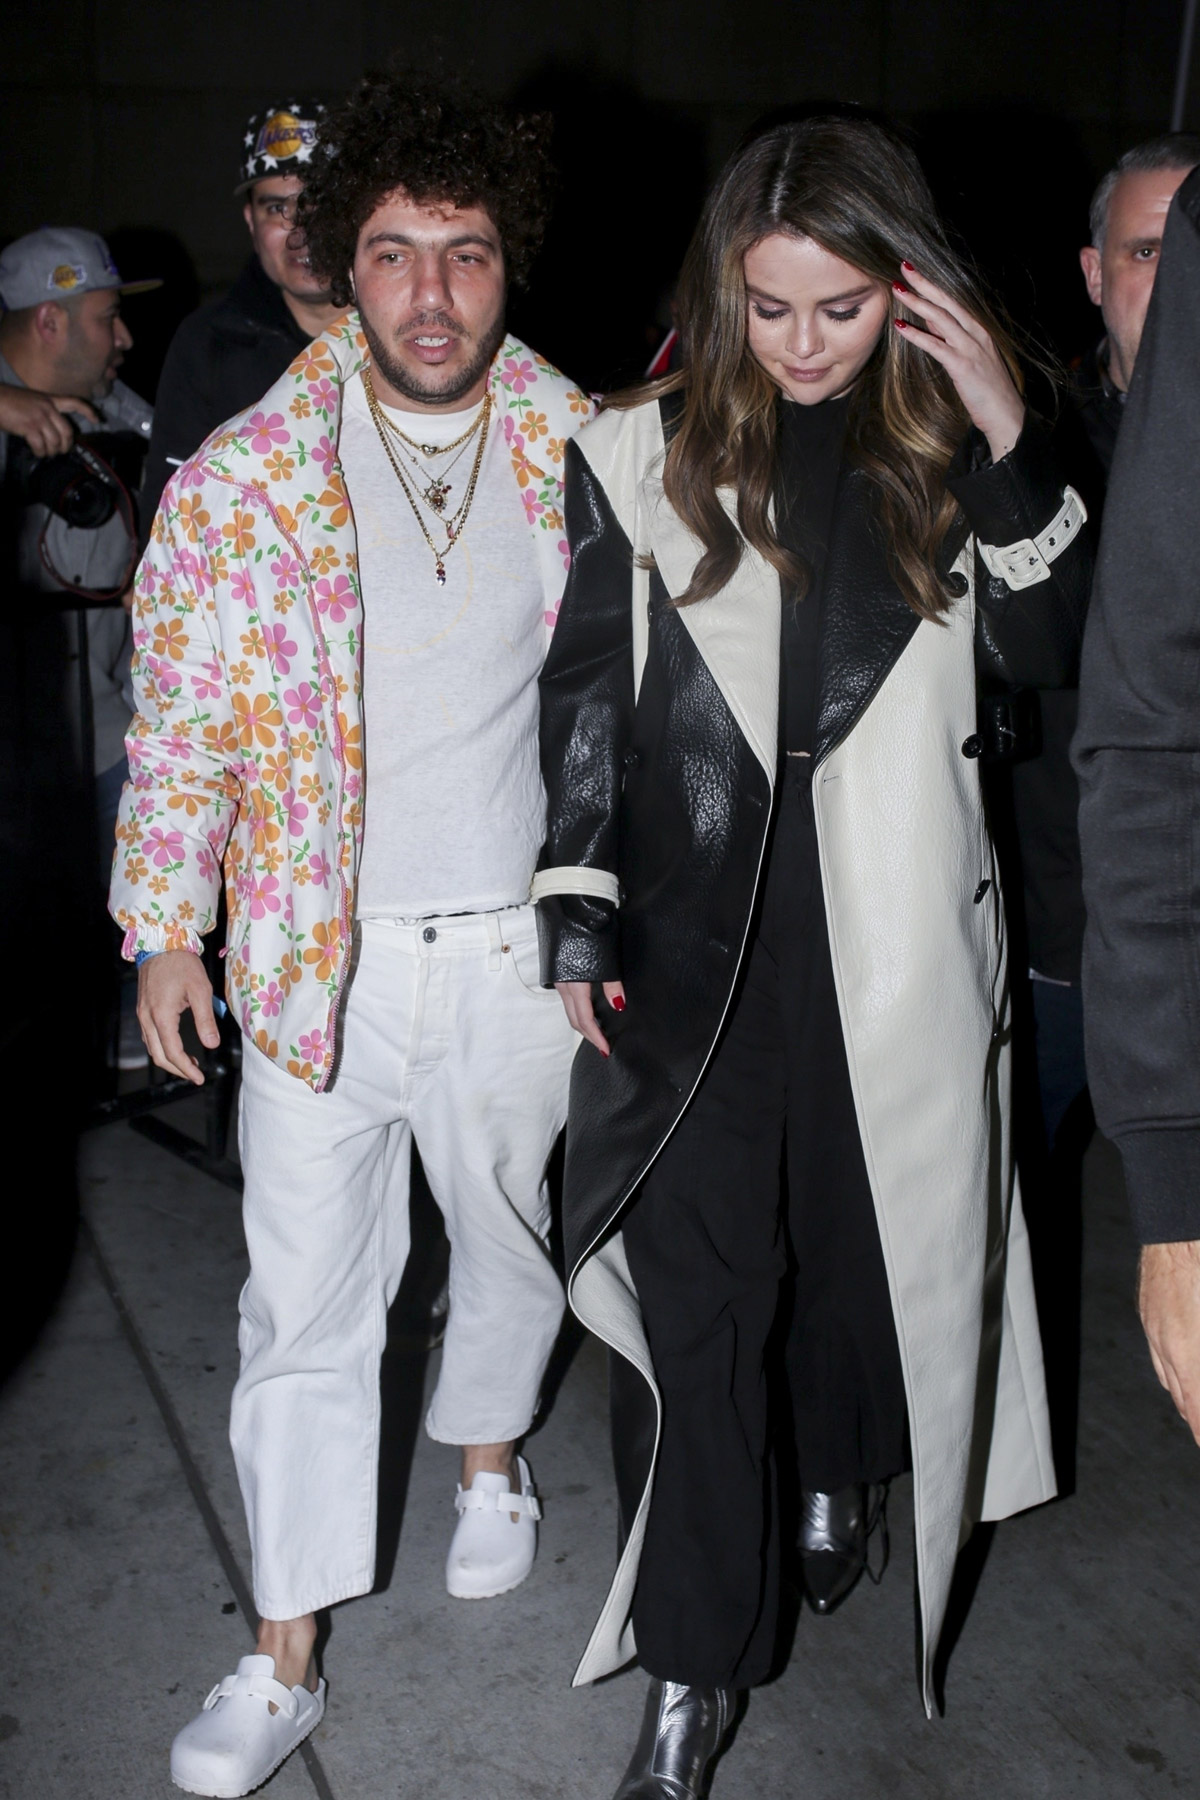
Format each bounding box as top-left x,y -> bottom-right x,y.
774,392 -> 850,758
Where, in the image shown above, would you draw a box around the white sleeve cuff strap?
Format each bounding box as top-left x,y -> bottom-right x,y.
977,486 -> 1088,591
530,866 -> 621,906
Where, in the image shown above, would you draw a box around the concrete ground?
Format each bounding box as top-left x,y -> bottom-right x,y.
1,1099 -> 1198,1800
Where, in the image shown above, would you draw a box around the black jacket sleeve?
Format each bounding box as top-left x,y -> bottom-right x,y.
1074,166 -> 1200,1244
536,438 -> 635,986
947,415 -> 1093,691
140,310 -> 217,544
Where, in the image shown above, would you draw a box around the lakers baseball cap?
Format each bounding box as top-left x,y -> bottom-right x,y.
0,227 -> 162,312
237,99 -> 325,193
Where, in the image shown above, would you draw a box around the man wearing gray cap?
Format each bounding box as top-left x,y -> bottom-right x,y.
0,227 -> 156,788
142,98 -> 342,525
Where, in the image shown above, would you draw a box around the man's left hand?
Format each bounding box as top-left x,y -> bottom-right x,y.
1138,1238 -> 1200,1445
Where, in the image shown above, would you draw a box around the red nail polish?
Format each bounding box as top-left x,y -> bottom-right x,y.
893,280 -> 908,294
611,995 -> 626,1012
901,259 -> 915,271
894,317 -> 907,328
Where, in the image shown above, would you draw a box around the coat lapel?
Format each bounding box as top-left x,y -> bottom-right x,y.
812,467 -> 922,768
641,472 -> 780,782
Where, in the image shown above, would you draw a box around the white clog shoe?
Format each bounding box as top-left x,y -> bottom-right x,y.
446,1453 -> 541,1599
170,1653 -> 325,1797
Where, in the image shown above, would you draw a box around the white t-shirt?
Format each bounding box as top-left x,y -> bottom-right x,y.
338,369 -> 548,917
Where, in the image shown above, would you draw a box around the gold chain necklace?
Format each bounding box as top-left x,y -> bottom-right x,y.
376,419 -> 480,516
367,375 -> 489,514
362,366 -> 492,586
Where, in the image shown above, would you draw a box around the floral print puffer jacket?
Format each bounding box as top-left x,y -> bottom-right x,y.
109,313 -> 593,1089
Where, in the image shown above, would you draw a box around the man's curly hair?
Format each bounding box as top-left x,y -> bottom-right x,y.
297,71 -> 554,306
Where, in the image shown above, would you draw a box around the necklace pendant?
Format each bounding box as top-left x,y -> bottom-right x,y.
435,561 -> 447,586
426,479 -> 450,513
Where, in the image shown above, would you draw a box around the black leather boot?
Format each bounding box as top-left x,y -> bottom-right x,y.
612,1679 -> 734,1799
798,1483 -> 868,1614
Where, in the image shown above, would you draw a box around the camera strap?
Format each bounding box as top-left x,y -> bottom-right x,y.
36,442 -> 139,603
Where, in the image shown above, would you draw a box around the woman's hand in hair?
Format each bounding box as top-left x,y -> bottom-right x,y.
891,263 -> 1026,464
555,980 -> 626,1058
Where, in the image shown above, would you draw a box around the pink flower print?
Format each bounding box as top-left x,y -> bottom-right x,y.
242,411 -> 290,454
544,597 -> 561,630
190,657 -> 223,701
307,377 -> 335,411
308,851 -> 332,888
263,623 -> 298,673
179,462 -> 206,490
521,489 -> 545,525
135,795 -> 156,819
197,848 -> 217,882
270,551 -> 302,583
283,790 -> 310,838
345,770 -> 363,800
248,872 -> 282,919
502,413 -> 520,446
313,575 -> 354,623
284,682 -> 322,729
143,825 -> 184,868
297,1027 -> 326,1064
203,523 -> 222,550
230,569 -> 255,606
258,981 -> 284,1018
501,357 -> 534,394
312,434 -> 337,479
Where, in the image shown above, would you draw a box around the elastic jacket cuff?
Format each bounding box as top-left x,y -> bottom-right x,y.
1114,1127 -> 1200,1244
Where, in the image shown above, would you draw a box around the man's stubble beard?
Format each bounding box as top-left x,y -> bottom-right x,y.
358,303 -> 507,407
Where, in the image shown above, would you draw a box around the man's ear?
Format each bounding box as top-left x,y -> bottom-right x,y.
33,300 -> 68,346
243,199 -> 255,239
1080,245 -> 1103,309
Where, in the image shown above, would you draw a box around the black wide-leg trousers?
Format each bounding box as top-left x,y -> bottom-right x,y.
622,767 -> 908,1688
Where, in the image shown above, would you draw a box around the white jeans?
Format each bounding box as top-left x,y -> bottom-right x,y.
230,906 -> 576,1620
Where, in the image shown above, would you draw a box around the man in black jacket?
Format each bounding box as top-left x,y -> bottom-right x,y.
1074,164 -> 1200,1446
141,100 -> 342,527
1009,134 -> 1198,1152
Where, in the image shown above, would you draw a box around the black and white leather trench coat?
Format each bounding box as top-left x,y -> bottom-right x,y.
535,395 -> 1090,1707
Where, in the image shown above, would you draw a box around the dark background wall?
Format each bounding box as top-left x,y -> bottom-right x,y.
3,0 -> 1197,393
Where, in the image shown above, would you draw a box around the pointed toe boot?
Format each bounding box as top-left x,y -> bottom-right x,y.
799,1483 -> 867,1614
612,1679 -> 734,1799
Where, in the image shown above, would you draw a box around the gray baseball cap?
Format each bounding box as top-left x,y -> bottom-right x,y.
0,227 -> 162,312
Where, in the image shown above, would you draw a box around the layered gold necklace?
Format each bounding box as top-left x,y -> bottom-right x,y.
362,364 -> 492,585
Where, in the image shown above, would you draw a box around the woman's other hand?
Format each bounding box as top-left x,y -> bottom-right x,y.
555,980 -> 626,1057
892,263 -> 1026,464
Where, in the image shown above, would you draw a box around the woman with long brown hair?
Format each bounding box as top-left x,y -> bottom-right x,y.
534,114 -> 1088,1796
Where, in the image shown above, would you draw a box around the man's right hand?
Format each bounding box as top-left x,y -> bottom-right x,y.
1138,1239 -> 1200,1446
0,386 -> 99,457
137,949 -> 223,1086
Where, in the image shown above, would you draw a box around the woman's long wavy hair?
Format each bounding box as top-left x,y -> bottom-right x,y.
618,114 -> 1029,619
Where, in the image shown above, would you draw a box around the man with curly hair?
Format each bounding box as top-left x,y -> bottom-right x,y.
109,72 -> 594,1798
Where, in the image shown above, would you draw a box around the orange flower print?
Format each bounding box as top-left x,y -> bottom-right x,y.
310,544 -> 341,575
264,449 -> 296,482
167,791 -> 207,817
337,715 -> 363,770
253,1027 -> 279,1060
178,900 -> 196,922
567,388 -> 590,414
289,395 -> 312,419
274,503 -> 302,536
261,752 -> 290,792
232,691 -> 283,748
313,482 -> 350,528
302,918 -> 342,982
151,617 -> 189,662
277,951 -> 301,994
149,873 -> 169,895
223,508 -> 257,555
298,774 -> 323,804
229,660 -> 254,686
522,410 -> 549,441
125,855 -> 149,884
290,731 -> 317,764
201,719 -> 239,759
177,494 -> 211,542
241,627 -> 266,659
545,436 -> 566,464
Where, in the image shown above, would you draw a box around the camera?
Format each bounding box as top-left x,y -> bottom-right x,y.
5,429 -> 146,530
